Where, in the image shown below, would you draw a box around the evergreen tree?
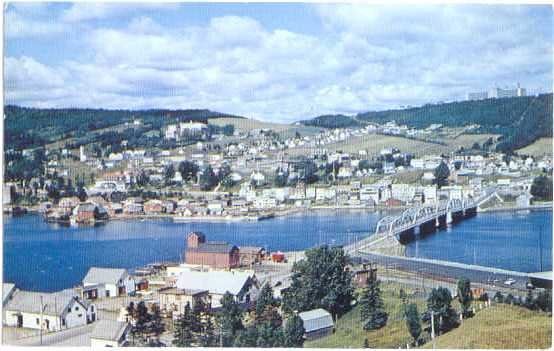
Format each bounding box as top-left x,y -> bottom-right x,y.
173,302 -> 194,347
536,290 -> 552,312
457,277 -> 473,317
493,291 -> 504,303
524,289 -> 537,310
359,276 -> 388,330
423,287 -> 458,335
283,314 -> 305,347
218,292 -> 244,346
148,304 -> 165,342
133,301 -> 150,343
234,325 -> 258,347
256,284 -> 277,318
200,314 -> 217,347
404,303 -> 422,346
363,338 -> 370,348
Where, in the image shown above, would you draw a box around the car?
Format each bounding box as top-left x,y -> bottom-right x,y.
504,278 -> 516,285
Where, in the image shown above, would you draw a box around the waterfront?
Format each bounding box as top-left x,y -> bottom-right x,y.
4,209 -> 551,292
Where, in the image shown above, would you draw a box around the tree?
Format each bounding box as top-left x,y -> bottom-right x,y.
359,276 -> 388,330
164,164 -> 175,184
493,291 -> 504,303
199,165 -> 218,191
363,338 -> 370,348
200,313 -> 217,347
148,304 -> 165,342
173,302 -> 194,347
433,161 -> 450,188
524,289 -> 537,310
423,287 -> 458,335
283,314 -> 305,347
234,325 -> 258,347
274,168 -> 288,187
256,284 -> 277,318
530,176 -> 553,201
218,292 -> 244,346
472,142 -> 481,150
132,301 -> 150,343
178,161 -> 199,182
535,290 -> 552,312
282,245 -> 354,319
404,303 -> 422,346
457,277 -> 473,317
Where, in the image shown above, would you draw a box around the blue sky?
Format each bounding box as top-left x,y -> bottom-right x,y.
5,3 -> 553,122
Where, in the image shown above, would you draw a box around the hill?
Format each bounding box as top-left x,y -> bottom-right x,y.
300,94 -> 553,152
4,106 -> 244,151
422,304 -> 551,349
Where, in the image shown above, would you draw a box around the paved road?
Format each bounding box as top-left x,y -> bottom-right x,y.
6,323 -> 95,347
355,251 -> 532,291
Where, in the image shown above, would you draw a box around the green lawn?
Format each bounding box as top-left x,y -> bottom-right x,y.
422,304 -> 551,349
305,282 -> 552,349
305,283 -> 427,349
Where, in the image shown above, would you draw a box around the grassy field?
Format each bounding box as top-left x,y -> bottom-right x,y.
305,282 -> 551,349
422,304 -> 552,349
516,137 -> 552,157
210,117 -> 322,136
305,283 -> 428,349
287,133 -> 499,158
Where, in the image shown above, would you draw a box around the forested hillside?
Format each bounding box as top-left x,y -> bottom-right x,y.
300,94 -> 553,152
4,106 -> 243,151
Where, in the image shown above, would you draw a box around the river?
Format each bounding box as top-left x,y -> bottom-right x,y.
3,209 -> 551,292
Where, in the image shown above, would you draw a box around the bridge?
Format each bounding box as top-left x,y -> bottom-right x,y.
345,187 -> 500,253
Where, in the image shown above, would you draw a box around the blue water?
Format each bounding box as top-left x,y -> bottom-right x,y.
3,209 -> 551,292
405,210 -> 552,273
3,210 -> 385,292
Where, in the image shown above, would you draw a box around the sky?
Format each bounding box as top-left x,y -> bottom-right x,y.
4,3 -> 553,122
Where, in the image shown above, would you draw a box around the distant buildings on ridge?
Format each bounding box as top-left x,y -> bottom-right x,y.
467,83 -> 527,101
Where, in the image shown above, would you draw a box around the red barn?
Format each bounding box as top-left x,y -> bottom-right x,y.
184,232 -> 239,269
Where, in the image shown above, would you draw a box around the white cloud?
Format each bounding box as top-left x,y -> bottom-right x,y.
5,11 -> 66,38
4,5 -> 552,122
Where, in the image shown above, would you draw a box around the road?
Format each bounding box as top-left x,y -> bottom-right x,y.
355,251 -> 532,291
5,323 -> 95,347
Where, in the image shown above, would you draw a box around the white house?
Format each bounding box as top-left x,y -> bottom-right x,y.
90,319 -> 131,347
298,308 -> 335,340
82,267 -> 135,299
4,289 -> 95,331
175,270 -> 260,308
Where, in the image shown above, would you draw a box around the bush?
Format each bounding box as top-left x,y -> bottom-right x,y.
493,291 -> 504,303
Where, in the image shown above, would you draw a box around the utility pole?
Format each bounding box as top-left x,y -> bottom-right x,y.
40,295 -> 44,346
430,310 -> 436,349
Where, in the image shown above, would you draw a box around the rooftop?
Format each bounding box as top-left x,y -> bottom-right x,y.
83,267 -> 127,285
176,270 -> 253,296
91,319 -> 130,341
299,308 -> 334,333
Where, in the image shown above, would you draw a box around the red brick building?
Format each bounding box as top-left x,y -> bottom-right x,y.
184,232 -> 240,269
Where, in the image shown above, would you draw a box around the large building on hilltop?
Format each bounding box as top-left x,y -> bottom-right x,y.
466,83 -> 526,101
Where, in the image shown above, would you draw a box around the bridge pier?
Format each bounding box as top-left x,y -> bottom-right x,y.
451,210 -> 464,223
397,228 -> 416,245
436,214 -> 447,228
419,219 -> 437,237
464,206 -> 477,218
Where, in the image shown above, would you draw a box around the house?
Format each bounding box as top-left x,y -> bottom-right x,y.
184,232 -> 240,269
4,289 -> 95,331
82,267 -> 136,298
71,202 -> 108,223
298,308 -> 335,340
175,270 -> 260,308
353,264 -> 377,288
144,199 -> 164,214
158,287 -> 210,318
90,319 -> 131,347
238,247 -> 265,266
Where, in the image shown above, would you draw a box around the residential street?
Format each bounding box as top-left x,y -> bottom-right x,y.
5,323 -> 95,347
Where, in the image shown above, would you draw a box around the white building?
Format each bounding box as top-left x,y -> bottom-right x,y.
175,270 -> 260,307
82,267 -> 135,299
90,319 -> 131,347
4,289 -> 95,331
